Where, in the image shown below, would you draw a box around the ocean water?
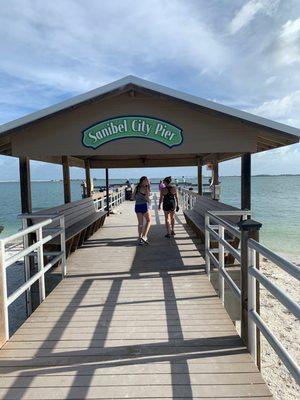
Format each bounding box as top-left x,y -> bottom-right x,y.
0,176 -> 299,254
1,176 -> 299,336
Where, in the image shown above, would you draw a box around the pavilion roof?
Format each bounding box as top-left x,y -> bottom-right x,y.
0,75 -> 299,167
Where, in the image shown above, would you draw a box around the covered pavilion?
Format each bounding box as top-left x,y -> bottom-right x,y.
0,76 -> 300,399
0,75 -> 299,214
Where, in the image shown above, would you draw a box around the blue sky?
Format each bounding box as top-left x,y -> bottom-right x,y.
0,0 -> 300,180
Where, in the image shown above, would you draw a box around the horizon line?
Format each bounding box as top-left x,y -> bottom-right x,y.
0,173 -> 299,183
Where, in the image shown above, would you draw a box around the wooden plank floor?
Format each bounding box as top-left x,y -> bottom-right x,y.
0,199 -> 272,399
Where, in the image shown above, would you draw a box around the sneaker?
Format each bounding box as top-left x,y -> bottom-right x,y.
138,238 -> 144,246
141,237 -> 149,245
171,230 -> 175,236
165,233 -> 171,238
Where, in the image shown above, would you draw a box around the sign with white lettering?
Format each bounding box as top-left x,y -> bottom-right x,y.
82,116 -> 183,149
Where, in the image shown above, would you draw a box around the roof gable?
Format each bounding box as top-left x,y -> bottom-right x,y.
1,75 -> 299,140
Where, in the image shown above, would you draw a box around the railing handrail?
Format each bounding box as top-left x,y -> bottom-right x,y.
248,266 -> 300,320
248,238 -> 300,281
206,211 -> 249,240
1,217 -> 59,244
0,215 -> 66,344
204,211 -> 300,385
94,187 -> 126,212
19,212 -> 63,219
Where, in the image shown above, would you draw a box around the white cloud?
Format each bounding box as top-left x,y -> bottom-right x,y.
0,0 -> 228,95
229,0 -> 280,34
1,0 -> 300,178
277,18 -> 300,65
250,90 -> 300,126
265,76 -> 276,85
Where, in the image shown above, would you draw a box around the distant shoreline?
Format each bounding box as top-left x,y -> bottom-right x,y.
0,174 -> 299,183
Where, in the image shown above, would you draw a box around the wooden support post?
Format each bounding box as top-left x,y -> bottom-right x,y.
19,157 -> 40,312
19,157 -> 32,214
85,159 -> 92,198
62,156 -> 71,203
212,159 -> 219,185
212,158 -> 219,200
105,168 -> 110,215
197,156 -> 203,195
238,219 -> 262,349
241,153 -> 251,210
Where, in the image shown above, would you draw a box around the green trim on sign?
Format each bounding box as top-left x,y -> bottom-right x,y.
82,116 -> 183,149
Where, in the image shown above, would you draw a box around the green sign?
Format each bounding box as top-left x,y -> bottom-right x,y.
82,116 -> 183,149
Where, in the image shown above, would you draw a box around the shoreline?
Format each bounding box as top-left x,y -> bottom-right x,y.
0,174 -> 300,183
259,256 -> 300,399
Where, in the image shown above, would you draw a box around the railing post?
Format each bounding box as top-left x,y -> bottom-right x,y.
248,245 -> 257,365
219,225 -> 225,303
0,240 -> 9,346
205,214 -> 211,280
36,227 -> 46,302
22,217 -> 32,315
60,216 -> 67,278
238,219 -> 262,348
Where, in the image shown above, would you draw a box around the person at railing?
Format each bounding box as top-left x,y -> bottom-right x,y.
158,176 -> 179,238
132,176 -> 152,245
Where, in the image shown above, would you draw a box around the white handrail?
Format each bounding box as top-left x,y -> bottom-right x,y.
205,210 -> 247,296
94,187 -> 126,212
0,215 -> 66,344
249,266 -> 300,319
251,308 -> 300,384
204,210 -> 300,385
248,241 -> 300,384
1,218 -> 53,244
248,238 -> 300,280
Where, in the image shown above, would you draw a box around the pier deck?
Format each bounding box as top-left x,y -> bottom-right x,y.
0,200 -> 272,399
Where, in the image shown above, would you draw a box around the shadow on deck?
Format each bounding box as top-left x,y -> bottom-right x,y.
0,199 -> 272,399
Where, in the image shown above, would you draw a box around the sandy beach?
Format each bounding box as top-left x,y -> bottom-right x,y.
259,253 -> 300,400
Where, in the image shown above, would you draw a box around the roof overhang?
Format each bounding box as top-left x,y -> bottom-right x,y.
0,75 -> 299,168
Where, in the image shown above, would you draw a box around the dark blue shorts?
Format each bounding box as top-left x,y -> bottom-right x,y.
135,203 -> 149,214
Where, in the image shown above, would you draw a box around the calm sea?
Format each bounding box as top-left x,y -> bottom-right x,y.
1,176 -> 299,336
0,176 -> 299,254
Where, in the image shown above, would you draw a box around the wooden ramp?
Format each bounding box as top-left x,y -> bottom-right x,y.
0,200 -> 272,399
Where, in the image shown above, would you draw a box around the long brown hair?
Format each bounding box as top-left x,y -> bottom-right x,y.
136,176 -> 148,192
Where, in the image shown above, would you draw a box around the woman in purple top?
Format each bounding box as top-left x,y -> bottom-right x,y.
158,180 -> 165,193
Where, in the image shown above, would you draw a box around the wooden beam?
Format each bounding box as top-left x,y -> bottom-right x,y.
62,156 -> 71,203
90,157 -> 199,168
212,158 -> 219,185
19,157 -> 40,313
105,168 -> 110,215
197,156 -> 203,195
241,153 -> 251,210
84,159 -> 92,198
19,157 -> 32,213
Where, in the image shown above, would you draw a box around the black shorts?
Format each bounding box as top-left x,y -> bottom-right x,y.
163,202 -> 175,212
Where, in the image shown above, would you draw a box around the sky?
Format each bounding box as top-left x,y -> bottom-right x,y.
0,0 -> 300,180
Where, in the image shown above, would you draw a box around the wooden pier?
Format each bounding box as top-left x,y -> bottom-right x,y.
0,200 -> 272,399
